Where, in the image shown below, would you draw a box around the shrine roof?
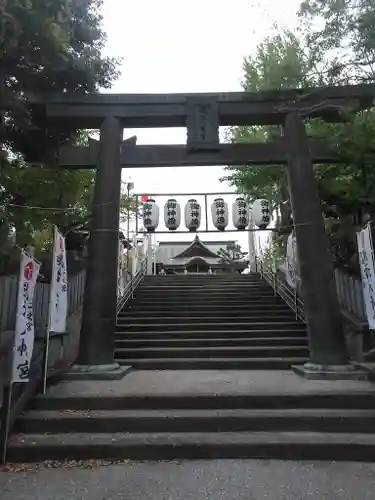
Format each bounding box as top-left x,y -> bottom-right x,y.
172,235 -> 220,260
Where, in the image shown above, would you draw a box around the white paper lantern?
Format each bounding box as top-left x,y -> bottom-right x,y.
143,198 -> 159,232
252,198 -> 271,229
232,197 -> 249,230
211,198 -> 228,231
184,199 -> 201,232
164,199 -> 181,231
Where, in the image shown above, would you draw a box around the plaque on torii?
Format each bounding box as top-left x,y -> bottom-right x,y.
186,96 -> 219,151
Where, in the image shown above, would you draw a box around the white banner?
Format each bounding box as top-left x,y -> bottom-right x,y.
117,240 -> 126,297
285,231 -> 297,288
49,227 -> 68,333
132,234 -> 138,276
12,252 -> 41,382
357,223 -> 375,330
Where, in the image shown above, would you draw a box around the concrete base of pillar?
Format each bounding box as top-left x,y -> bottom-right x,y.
292,362 -> 368,380
64,363 -> 132,381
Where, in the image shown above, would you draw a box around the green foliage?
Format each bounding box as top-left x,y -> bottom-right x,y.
221,9 -> 375,272
119,193 -> 140,226
217,242 -> 247,263
222,32 -> 313,210
221,32 -> 310,250
1,159 -> 93,231
261,234 -> 285,271
298,0 -> 375,84
1,0 -> 120,159
296,0 -> 375,269
0,0 -> 143,274
241,31 -> 311,91
0,0 -> 132,272
0,156 -> 137,249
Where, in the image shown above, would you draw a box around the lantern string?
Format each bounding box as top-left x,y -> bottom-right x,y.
2,200 -> 116,212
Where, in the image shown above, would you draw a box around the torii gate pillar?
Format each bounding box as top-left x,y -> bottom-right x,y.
284,111 -> 364,379
67,117 -> 130,379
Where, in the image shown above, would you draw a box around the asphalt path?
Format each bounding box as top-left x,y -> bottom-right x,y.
2,459 -> 375,500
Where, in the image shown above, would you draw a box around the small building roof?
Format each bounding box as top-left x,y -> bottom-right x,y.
172,235 -> 220,260
158,239 -> 236,246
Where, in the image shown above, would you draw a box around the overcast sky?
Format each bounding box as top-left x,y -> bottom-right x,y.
101,0 -> 301,250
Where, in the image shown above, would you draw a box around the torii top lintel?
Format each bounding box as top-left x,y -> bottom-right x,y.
30,84 -> 375,129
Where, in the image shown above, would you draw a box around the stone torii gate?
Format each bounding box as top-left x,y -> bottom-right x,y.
30,84 -> 374,379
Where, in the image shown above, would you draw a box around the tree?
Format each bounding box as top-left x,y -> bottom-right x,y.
221,22 -> 375,273
0,156 -> 138,251
260,233 -> 285,271
221,32 -> 312,252
298,0 -> 375,85
0,0 -> 138,272
0,0 -> 121,243
1,0 -> 119,160
218,242 -> 247,264
296,0 -> 375,270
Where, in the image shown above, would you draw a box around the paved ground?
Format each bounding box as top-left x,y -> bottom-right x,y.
2,459 -> 375,499
42,370 -> 375,399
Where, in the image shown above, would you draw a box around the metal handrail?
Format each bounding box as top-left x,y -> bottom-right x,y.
259,261 -> 306,324
116,258 -> 147,314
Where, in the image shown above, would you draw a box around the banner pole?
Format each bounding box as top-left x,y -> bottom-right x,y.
1,382 -> 14,465
2,297 -> 17,464
42,329 -> 51,395
2,250 -> 22,464
42,226 -> 56,395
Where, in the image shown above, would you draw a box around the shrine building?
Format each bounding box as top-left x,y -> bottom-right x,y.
155,235 -> 248,274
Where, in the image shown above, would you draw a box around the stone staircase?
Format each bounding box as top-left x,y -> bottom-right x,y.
114,274 -> 309,370
6,273 -> 375,463
7,370 -> 375,462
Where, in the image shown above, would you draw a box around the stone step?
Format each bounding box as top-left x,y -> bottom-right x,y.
140,285 -> 265,289
124,304 -> 291,312
130,300 -> 286,308
7,431 -> 375,462
117,321 -> 305,332
141,281 -> 264,286
135,291 -> 275,298
115,357 -> 308,370
31,391 -> 375,412
133,296 -> 277,303
16,408 -> 375,434
135,285 -> 273,291
141,283 -> 263,286
114,337 -> 308,348
137,286 -> 273,292
117,308 -> 295,322
115,346 -> 309,359
121,306 -> 293,315
133,294 -> 284,301
142,276 -> 261,280
115,329 -> 307,339
117,314 -> 297,325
